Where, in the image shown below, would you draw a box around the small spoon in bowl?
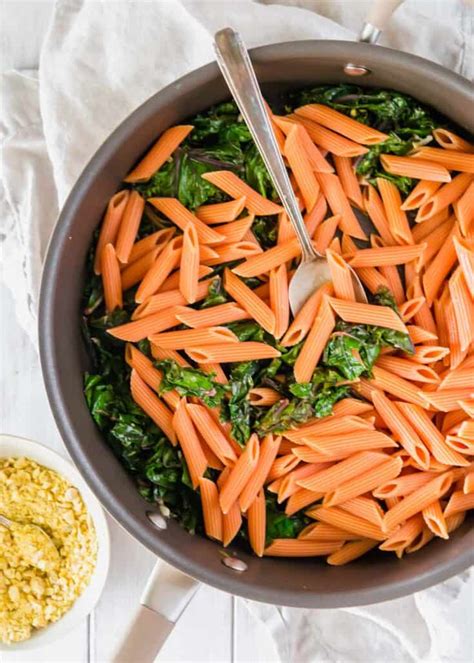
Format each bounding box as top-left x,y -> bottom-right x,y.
214,28 -> 367,315
0,514 -> 60,572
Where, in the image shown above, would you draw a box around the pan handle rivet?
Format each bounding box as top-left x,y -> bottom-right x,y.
147,511 -> 167,530
343,63 -> 371,76
222,557 -> 248,572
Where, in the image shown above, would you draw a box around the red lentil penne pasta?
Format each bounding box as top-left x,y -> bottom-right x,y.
173,398 -> 208,487
422,500 -> 448,539
418,217 -> 455,269
400,180 -> 442,211
287,113 -> 369,157
186,403 -> 237,466
396,402 -> 469,467
416,173 -> 472,223
463,471 -> 474,494
412,146 -> 474,173
186,342 -> 280,363
94,190 -> 130,274
364,184 -> 397,245
266,453 -> 300,483
203,241 -> 263,266
232,237 -> 302,278
108,307 -> 178,342
383,471 -> 454,532
175,302 -> 250,328
295,104 -> 388,145
128,228 -> 176,264
331,399 -> 374,417
449,268 -> 474,352
398,297 -> 426,323
264,539 -> 342,557
150,345 -> 190,366
327,539 -> 378,565
423,388 -> 474,412
380,154 -> 451,182
179,223 -> 200,304
201,171 -> 282,216
304,430 -> 398,457
269,264 -> 290,339
101,244 -> 123,313
199,478 -> 223,541
315,172 -> 366,239
130,370 -> 176,445
339,496 -> 384,527
453,235 -> 474,294
216,468 -> 243,546
135,236 -> 183,303
433,128 -> 474,153
407,326 -> 439,344
150,326 -> 238,350
377,178 -> 413,245
445,435 -> 474,455
247,489 -> 266,557
313,214 -> 341,254
298,522 -> 359,541
132,279 -> 213,319
307,506 -> 386,541
327,297 -> 408,333
125,344 -> 179,410
440,367 -> 474,389
379,514 -> 425,552
372,391 -> 430,468
149,198 -> 224,245
444,490 -> 474,517
326,250 -> 355,301
294,297 -> 335,383
297,125 -> 334,173
285,488 -> 324,516
224,268 -> 275,334
454,181 -> 474,235
219,434 -> 260,514
333,155 -> 364,208
285,414 -> 373,441
298,451 -> 388,493
373,472 -> 436,499
323,456 -> 403,507
281,282 -> 331,346
444,294 -> 468,370
196,197 -> 247,224
200,362 -> 228,385
248,388 -> 282,407
348,244 -> 426,269
121,247 -> 161,292
214,215 -> 255,244
124,125 -> 193,182
376,355 -> 440,384
113,192 -> 146,265
159,265 -> 214,292
284,125 -> 320,212
277,463 -> 329,503
369,366 -> 430,408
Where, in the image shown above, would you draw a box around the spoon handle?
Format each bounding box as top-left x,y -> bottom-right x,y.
214,28 -> 317,262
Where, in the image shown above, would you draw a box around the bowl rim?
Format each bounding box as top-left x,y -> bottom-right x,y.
39,39 -> 474,609
0,434 -> 110,650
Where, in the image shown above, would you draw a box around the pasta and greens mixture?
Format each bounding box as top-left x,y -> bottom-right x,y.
83,85 -> 474,563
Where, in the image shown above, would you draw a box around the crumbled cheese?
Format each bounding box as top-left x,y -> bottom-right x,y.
0,457 -> 97,644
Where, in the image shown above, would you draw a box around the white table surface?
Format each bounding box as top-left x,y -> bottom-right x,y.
1,2 -> 472,662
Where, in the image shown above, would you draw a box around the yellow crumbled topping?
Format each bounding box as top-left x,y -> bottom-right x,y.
0,457 -> 97,644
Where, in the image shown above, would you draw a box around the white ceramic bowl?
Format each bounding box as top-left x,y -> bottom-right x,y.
0,434 -> 110,650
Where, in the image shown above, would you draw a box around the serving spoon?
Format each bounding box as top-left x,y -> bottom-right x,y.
214,28 -> 368,315
0,514 -> 60,571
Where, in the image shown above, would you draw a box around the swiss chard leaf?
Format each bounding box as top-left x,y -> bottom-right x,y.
265,494 -> 311,545
155,359 -> 227,408
200,277 -> 228,309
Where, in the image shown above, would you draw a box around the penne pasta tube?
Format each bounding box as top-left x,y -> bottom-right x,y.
248,388 -> 282,407
149,326 -> 238,349
294,297 -> 335,383
287,113 -> 368,157
383,471 -> 454,532
285,488 -> 324,516
232,237 -> 302,278
128,228 -> 175,264
202,171 -> 282,216
433,128 -> 474,153
328,297 -> 408,333
327,539 -> 378,565
175,302 -> 250,328
219,434 -> 260,514
303,430 -> 398,456
295,104 -> 388,145
284,125 -> 320,212
323,456 -> 403,507
338,496 -> 384,527
115,191 -> 146,264
412,147 -> 474,173
372,472 -> 436,499
108,306 -> 179,342
347,244 -> 426,269
224,268 -> 276,335
416,173 -> 472,222
135,236 -> 183,303
264,539 -> 343,557
298,451 -> 388,493
239,434 -> 281,512
149,198 -> 225,245
132,279 -> 213,319
422,500 -> 448,539
375,356 -> 440,384
186,342 -> 280,363
199,478 -> 223,542
269,264 -> 290,339
196,197 -> 247,224
307,506 -> 386,541
380,155 -> 451,182
401,180 -> 441,211
315,172 -> 366,239
443,490 -> 474,517
94,190 -> 130,274
101,244 -> 123,313
173,398 -> 208,488
379,514 -> 425,551
179,223 -> 200,304
125,125 -> 193,182
377,178 -> 413,245
186,403 -> 237,466
247,490 -> 266,557
125,344 -> 179,410
130,370 -> 176,445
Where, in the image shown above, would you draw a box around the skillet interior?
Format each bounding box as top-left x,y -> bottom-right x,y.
39,40 -> 474,608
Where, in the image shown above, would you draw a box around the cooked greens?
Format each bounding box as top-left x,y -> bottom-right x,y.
82,84 -> 439,548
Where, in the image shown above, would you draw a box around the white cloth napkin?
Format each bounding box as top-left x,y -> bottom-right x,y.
1,1 -> 473,660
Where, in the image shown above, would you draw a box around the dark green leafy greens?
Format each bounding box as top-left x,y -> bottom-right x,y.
265,494 -> 311,545
155,360 -> 227,408
286,84 -> 440,192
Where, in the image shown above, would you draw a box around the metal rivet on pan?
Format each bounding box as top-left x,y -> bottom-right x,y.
343,63 -> 371,76
222,556 -> 248,572
147,511 -> 167,530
